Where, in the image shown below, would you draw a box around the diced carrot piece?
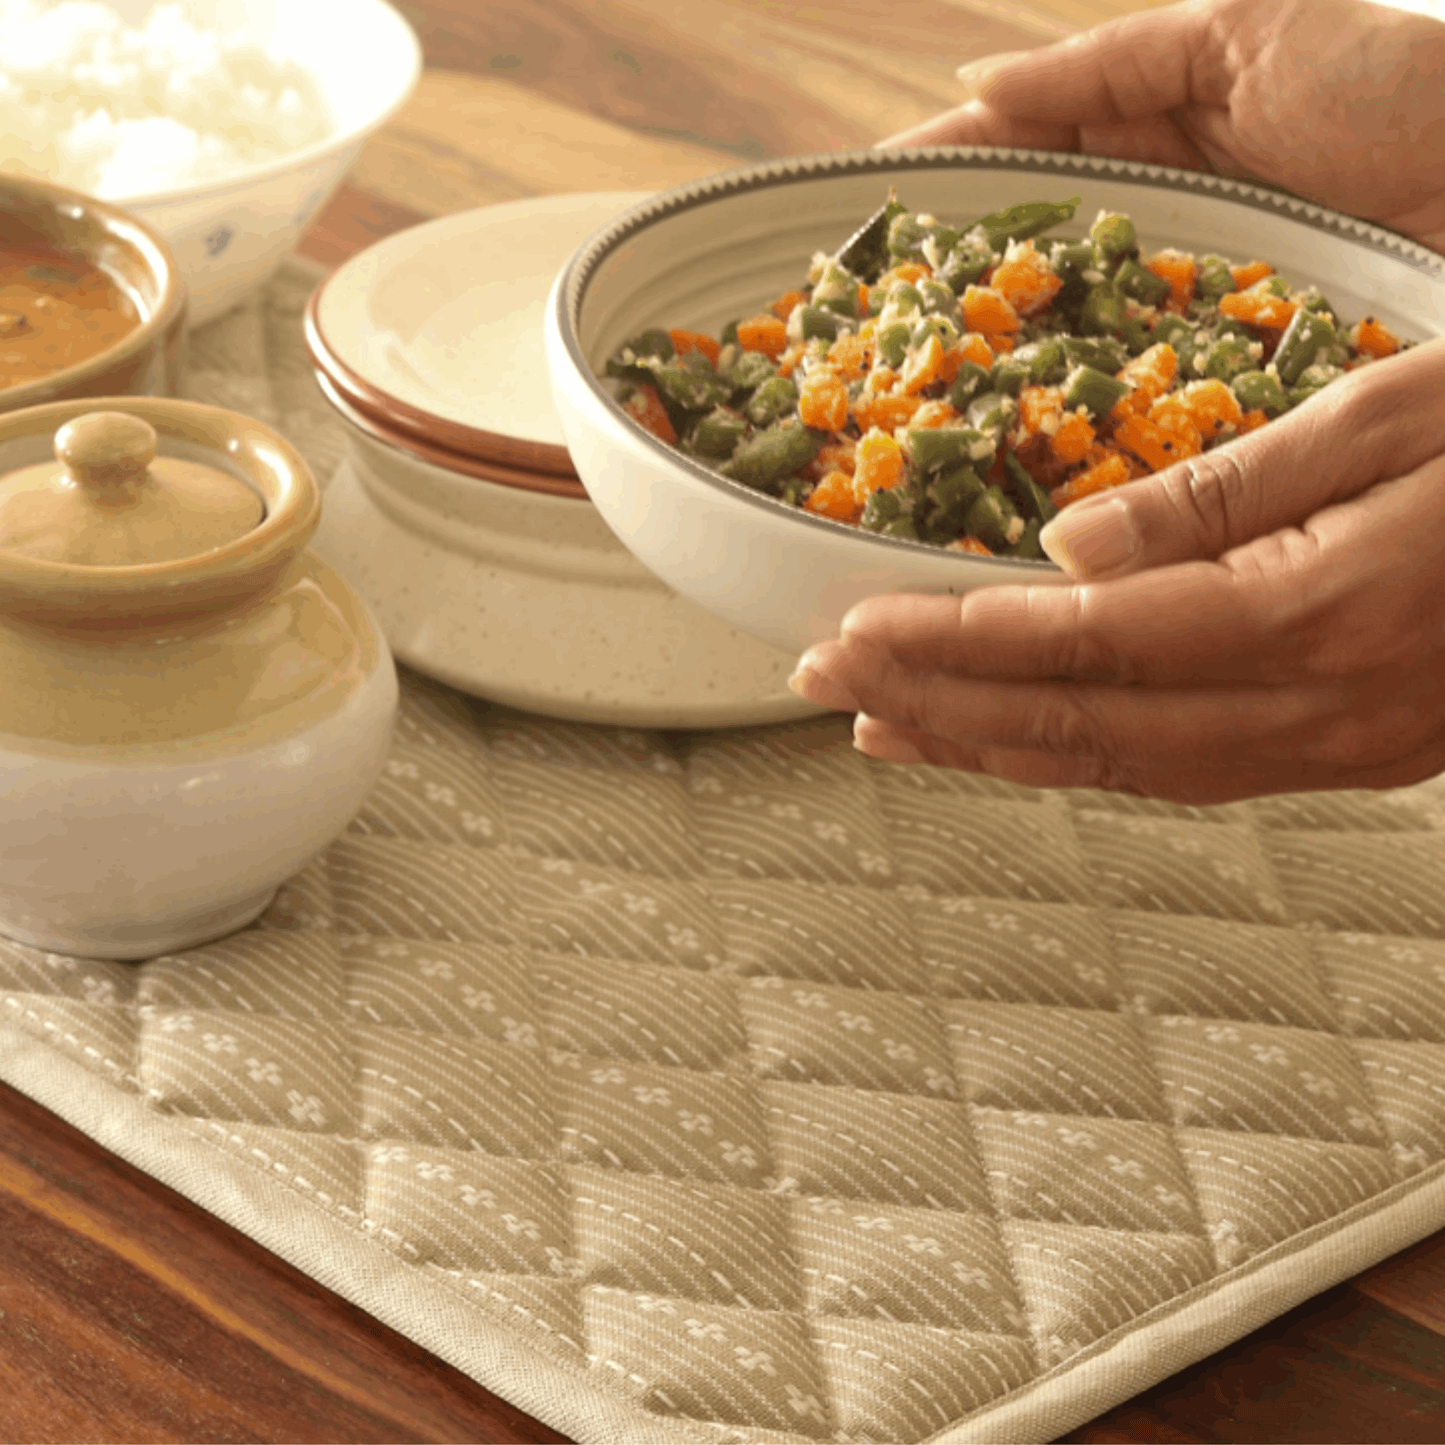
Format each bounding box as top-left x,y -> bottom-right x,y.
901,333 -> 946,394
912,400 -> 959,429
798,371 -> 849,431
950,535 -> 994,556
958,332 -> 995,369
986,332 -> 1016,355
962,285 -> 1022,335
775,342 -> 806,378
1349,315 -> 1401,359
857,283 -> 871,317
827,331 -> 871,381
990,240 -> 1064,318
1109,387 -> 1151,423
1050,411 -> 1096,464
620,382 -> 677,445
1018,385 -> 1064,439
854,430 -> 906,494
1218,290 -> 1297,330
853,391 -> 923,432
803,469 -> 863,522
1236,408 -> 1269,434
1230,261 -> 1274,290
1050,450 -> 1131,508
768,289 -> 808,322
1145,249 -> 1197,313
1147,397 -> 1204,458
1117,342 -> 1178,401
736,313 -> 788,357
1175,378 -> 1244,440
868,363 -> 899,395
801,439 -> 855,483
878,262 -> 931,288
668,329 -> 721,366
1115,410 -> 1199,471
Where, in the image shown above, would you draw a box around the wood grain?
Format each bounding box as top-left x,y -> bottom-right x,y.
5,1 -> 1445,1442
0,1081 -> 567,1445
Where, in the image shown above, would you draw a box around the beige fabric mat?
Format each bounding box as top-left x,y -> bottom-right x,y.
4,258 -> 1445,1444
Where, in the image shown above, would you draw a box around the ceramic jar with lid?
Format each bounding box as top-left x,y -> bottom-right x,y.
0,397 -> 398,960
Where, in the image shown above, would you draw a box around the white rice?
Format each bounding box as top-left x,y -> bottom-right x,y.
0,0 -> 333,199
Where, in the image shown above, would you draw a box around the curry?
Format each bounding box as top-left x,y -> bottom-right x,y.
0,246 -> 139,390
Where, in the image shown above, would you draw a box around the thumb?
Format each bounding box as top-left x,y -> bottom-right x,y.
1038,337 -> 1445,579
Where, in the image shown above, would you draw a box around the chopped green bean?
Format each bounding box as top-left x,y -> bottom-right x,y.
971,196 -> 1081,253
990,354 -> 1031,397
919,278 -> 960,318
1063,364 -> 1131,419
687,406 -> 748,459
947,360 -> 992,411
1114,257 -> 1172,307
1203,336 -> 1256,384
966,485 -> 1022,551
792,304 -> 846,343
1090,211 -> 1137,265
936,236 -> 993,293
1195,255 -> 1235,301
1061,334 -> 1128,372
876,320 -> 911,368
744,375 -> 799,427
908,427 -> 994,476
1272,308 -> 1338,386
650,363 -> 734,412
1230,369 -> 1288,418
1014,338 -> 1069,385
965,390 -> 1019,435
1080,282 -> 1127,335
811,257 -> 861,317
720,419 -> 823,492
1004,451 -> 1058,525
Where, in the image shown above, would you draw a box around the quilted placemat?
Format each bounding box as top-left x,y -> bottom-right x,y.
4,258 -> 1445,1445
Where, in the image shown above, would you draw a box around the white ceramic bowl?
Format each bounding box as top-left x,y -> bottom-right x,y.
312,374 -> 824,729
60,0 -> 422,330
304,192 -> 824,729
545,148 -> 1445,657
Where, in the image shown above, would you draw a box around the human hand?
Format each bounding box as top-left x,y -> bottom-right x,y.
883,0 -> 1445,258
787,338 -> 1445,803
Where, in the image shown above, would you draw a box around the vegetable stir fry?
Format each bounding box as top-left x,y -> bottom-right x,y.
604,192 -> 1406,556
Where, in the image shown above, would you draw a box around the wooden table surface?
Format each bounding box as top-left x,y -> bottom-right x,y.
6,1 -> 1445,1441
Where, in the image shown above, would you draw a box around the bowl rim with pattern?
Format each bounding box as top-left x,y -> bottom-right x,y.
544,145 -> 1445,654
0,174 -> 187,413
304,191 -> 656,481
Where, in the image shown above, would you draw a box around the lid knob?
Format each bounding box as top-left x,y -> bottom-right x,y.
0,409 -> 265,567
57,411 -> 158,498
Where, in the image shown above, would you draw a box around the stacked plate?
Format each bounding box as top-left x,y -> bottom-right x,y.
303,192 -> 821,728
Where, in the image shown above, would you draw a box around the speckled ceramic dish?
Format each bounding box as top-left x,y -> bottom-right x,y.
545,148 -> 1445,656
307,193 -> 654,477
305,194 -> 823,727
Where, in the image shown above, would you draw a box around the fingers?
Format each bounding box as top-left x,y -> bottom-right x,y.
849,713 -> 1440,804
1040,337 -> 1445,580
878,102 -> 1077,151
814,563 -> 1275,689
968,0 -> 1236,125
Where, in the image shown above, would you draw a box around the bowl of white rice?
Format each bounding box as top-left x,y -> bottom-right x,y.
0,0 -> 422,328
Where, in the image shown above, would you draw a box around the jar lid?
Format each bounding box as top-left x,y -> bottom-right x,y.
304,192 -> 652,478
0,410 -> 264,566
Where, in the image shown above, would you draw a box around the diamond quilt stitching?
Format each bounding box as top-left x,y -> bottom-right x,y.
3,264 -> 1445,1445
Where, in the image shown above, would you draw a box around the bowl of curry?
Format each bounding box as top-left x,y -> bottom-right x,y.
0,175 -> 186,415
